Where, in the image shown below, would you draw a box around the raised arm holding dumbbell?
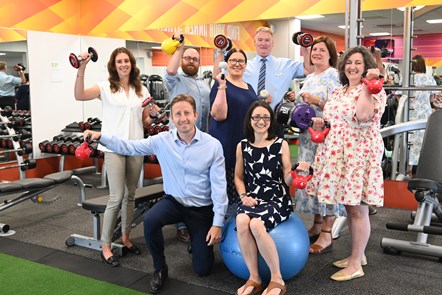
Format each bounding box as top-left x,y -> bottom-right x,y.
0,61 -> 26,109
73,46 -> 151,267
13,63 -> 27,84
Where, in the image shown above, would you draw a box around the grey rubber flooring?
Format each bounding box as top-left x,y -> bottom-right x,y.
1,173 -> 441,294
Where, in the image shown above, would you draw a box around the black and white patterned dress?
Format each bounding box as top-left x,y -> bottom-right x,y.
236,137 -> 293,230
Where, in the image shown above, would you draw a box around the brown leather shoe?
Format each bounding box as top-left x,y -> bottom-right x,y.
309,229 -> 333,254
176,229 -> 190,243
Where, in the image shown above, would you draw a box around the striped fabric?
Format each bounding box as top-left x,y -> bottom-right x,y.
257,58 -> 267,94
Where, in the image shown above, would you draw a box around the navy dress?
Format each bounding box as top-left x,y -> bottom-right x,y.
209,79 -> 257,205
236,138 -> 292,230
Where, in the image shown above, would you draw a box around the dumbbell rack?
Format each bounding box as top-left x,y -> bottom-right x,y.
36,122 -> 102,187
0,112 -> 28,180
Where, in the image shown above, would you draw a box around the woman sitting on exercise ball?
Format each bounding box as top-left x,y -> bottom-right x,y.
234,100 -> 292,295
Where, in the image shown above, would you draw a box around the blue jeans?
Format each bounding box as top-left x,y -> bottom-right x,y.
143,195 -> 214,276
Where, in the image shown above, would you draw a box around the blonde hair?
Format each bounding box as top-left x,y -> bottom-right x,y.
0,61 -> 6,71
255,26 -> 273,36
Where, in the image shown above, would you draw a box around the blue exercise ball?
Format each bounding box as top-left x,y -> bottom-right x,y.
219,212 -> 309,281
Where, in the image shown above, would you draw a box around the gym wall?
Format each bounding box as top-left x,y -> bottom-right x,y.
27,31 -> 125,159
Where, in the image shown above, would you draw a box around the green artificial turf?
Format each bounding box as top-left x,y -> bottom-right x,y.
0,253 -> 146,295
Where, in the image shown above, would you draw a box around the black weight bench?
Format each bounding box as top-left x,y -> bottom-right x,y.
0,170 -> 74,212
0,171 -> 74,235
65,178 -> 164,256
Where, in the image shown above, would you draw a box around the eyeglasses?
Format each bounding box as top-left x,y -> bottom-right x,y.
182,56 -> 199,63
251,115 -> 271,122
228,59 -> 246,65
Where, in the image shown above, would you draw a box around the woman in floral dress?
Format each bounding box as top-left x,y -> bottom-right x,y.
305,46 -> 387,281
293,36 -> 344,254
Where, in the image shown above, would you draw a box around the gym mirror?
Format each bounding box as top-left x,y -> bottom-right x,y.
0,27 -> 29,163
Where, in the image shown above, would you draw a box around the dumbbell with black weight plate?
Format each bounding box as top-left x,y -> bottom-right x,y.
292,32 -> 314,47
61,135 -> 83,144
0,159 -> 37,171
69,47 -> 99,69
154,123 -> 166,134
60,136 -> 82,155
81,118 -> 101,130
13,63 -> 26,72
87,142 -> 99,157
146,124 -> 156,136
370,46 -> 390,58
1,106 -> 13,116
52,134 -> 67,142
68,141 -> 81,155
17,129 -> 32,141
0,133 -> 20,142
44,140 -> 63,154
38,140 -> 49,152
60,141 -> 72,155
142,97 -> 168,124
0,139 -> 7,148
0,144 -> 33,156
214,34 -> 233,52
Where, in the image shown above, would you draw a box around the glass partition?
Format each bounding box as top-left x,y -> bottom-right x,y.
0,28 -> 29,163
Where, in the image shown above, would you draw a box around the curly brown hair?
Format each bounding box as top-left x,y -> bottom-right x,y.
337,46 -> 377,86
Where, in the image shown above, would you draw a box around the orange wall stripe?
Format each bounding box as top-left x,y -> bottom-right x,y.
3,1 -> 442,38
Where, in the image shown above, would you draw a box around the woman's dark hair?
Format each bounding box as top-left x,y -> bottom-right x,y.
412,54 -> 426,74
224,48 -> 247,64
170,94 -> 197,113
309,36 -> 338,68
107,47 -> 143,97
337,46 -> 377,86
243,100 -> 277,143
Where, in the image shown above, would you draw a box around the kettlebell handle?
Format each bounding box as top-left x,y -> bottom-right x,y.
291,163 -> 314,189
292,163 -> 314,175
309,120 -> 330,130
308,120 -> 330,144
172,34 -> 185,43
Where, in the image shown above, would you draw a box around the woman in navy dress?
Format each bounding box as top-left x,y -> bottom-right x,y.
209,48 -> 258,213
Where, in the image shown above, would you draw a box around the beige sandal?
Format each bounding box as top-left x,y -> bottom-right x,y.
264,281 -> 286,295
236,279 -> 263,295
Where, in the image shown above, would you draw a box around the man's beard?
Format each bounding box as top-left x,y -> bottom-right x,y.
182,64 -> 198,77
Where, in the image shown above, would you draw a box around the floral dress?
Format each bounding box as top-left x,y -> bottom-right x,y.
236,138 -> 292,230
306,85 -> 387,206
293,67 -> 345,216
408,73 -> 438,166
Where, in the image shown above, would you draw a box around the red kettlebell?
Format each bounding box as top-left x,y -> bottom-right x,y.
362,74 -> 384,94
308,120 -> 330,143
291,163 -> 314,189
75,134 -> 91,160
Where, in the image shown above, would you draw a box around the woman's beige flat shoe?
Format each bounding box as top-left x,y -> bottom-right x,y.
330,267 -> 364,281
332,255 -> 367,268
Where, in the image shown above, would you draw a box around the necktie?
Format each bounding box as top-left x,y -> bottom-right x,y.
257,58 -> 266,94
